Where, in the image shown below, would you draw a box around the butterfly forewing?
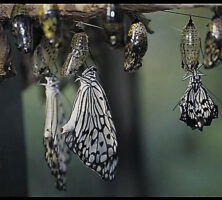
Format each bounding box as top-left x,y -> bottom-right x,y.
62,66 -> 118,181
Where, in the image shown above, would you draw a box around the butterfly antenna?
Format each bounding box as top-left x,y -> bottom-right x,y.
172,100 -> 181,111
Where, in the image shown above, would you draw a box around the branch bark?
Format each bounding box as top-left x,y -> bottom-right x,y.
0,4 -> 213,20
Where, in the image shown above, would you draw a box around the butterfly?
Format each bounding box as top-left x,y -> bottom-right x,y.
179,70 -> 218,131
61,66 -> 118,181
41,75 -> 70,190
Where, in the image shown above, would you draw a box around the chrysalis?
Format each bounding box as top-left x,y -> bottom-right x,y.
11,4 -> 33,53
39,4 -> 62,48
33,36 -> 59,77
61,66 -> 118,181
204,6 -> 222,69
61,25 -> 89,77
0,22 -> 16,83
103,4 -> 124,48
124,20 -> 148,72
41,75 -> 70,191
180,17 -> 200,72
179,70 -> 218,131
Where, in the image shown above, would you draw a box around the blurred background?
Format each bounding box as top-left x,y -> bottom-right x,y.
1,6 -> 222,197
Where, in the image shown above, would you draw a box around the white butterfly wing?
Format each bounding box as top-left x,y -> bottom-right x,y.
62,69 -> 118,181
43,77 -> 70,190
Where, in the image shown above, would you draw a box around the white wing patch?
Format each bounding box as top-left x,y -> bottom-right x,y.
42,75 -> 70,190
62,66 -> 118,181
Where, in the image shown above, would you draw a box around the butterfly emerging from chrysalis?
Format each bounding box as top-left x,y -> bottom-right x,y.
179,69 -> 218,131
41,74 -> 70,190
177,17 -> 218,131
0,22 -> 16,83
61,23 -> 89,77
11,4 -> 33,53
61,66 -> 118,181
124,13 -> 153,72
204,6 -> 222,69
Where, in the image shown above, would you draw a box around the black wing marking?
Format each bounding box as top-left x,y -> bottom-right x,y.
179,75 -> 218,131
62,66 -> 118,181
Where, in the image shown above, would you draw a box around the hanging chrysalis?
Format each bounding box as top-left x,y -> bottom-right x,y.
124,20 -> 148,72
61,24 -> 89,77
33,36 -> 59,77
180,17 -> 200,72
11,4 -> 33,53
39,4 -> 62,48
61,66 -> 118,181
0,22 -> 16,83
103,4 -> 124,48
179,70 -> 218,131
41,74 -> 70,191
204,6 -> 222,69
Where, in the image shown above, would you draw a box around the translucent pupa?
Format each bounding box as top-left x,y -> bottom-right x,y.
33,36 -> 59,77
10,4 -> 33,53
180,17 -> 200,72
61,24 -> 89,77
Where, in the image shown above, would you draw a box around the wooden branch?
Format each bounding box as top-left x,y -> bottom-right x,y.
0,4 -> 214,20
